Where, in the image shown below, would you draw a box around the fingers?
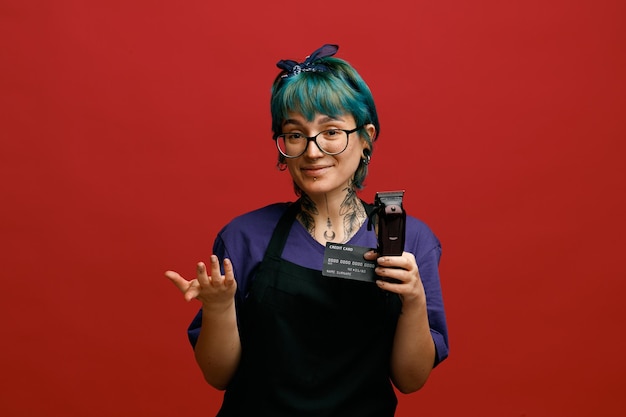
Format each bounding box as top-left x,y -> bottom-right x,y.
168,256 -> 236,304
197,261 -> 210,285
363,250 -> 415,284
204,255 -> 236,288
374,252 -> 419,285
363,250 -> 379,260
376,252 -> 416,271
363,250 -> 415,270
374,252 -> 426,300
165,270 -> 189,293
165,270 -> 201,301
223,258 -> 236,288
183,281 -> 200,302
209,255 -> 223,286
165,270 -> 199,300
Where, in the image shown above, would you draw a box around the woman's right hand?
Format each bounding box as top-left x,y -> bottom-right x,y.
166,255 -> 241,389
165,255 -> 237,310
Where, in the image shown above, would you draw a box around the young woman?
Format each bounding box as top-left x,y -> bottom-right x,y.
166,44 -> 448,417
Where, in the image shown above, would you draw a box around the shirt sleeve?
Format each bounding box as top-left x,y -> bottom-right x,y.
186,203 -> 282,349
416,243 -> 449,367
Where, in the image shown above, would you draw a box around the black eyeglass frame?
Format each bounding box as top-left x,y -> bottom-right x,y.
274,126 -> 364,158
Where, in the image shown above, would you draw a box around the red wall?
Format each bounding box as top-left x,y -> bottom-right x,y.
1,1 -> 625,416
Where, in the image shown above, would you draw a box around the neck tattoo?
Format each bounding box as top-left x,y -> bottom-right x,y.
323,194 -> 336,241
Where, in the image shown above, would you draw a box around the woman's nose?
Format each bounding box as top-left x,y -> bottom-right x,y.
303,137 -> 324,158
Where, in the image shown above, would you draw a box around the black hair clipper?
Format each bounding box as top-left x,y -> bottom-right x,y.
373,191 -> 406,256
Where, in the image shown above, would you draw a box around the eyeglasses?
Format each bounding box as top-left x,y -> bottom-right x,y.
274,126 -> 363,158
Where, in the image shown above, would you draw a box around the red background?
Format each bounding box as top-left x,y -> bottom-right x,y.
1,1 -> 625,416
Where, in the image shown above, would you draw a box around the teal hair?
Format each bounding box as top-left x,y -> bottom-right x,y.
270,57 -> 379,192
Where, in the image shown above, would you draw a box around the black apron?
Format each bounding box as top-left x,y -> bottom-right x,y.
218,201 -> 402,417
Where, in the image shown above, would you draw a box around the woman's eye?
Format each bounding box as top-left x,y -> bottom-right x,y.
285,133 -> 302,140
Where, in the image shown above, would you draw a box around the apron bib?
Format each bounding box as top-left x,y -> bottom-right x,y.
218,201 -> 402,417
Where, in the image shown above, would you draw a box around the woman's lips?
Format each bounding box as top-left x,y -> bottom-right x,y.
301,166 -> 330,177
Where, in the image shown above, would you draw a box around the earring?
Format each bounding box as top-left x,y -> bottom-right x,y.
362,149 -> 371,165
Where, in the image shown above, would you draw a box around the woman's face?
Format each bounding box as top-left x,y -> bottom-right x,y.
282,111 -> 374,199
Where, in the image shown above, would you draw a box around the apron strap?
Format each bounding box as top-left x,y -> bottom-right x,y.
361,199 -> 375,218
264,200 -> 301,260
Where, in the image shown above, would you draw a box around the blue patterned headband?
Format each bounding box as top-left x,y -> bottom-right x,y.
276,44 -> 339,78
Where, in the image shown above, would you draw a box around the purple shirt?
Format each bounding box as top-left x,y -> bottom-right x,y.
189,202 -> 449,365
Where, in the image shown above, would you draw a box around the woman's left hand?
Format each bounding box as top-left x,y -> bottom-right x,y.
363,250 -> 426,305
365,249 -> 435,393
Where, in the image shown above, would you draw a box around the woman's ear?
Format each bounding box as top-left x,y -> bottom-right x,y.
360,124 -> 376,152
365,123 -> 377,141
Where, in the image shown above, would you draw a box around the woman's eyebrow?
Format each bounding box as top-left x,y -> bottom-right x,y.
317,115 -> 344,124
282,119 -> 302,127
282,115 -> 345,127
